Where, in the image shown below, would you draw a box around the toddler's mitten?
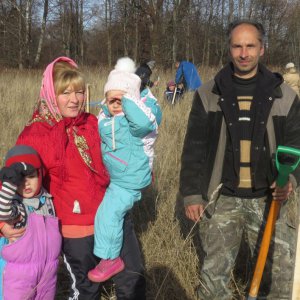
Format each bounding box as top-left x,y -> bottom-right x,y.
0,162 -> 35,186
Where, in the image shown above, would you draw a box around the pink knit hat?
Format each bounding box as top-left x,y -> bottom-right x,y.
40,56 -> 78,120
104,57 -> 141,100
167,80 -> 176,87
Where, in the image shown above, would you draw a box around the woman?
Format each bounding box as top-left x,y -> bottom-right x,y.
2,57 -> 146,299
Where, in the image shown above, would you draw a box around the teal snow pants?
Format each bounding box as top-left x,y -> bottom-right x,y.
94,182 -> 141,259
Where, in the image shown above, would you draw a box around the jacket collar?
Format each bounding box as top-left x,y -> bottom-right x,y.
16,187 -> 51,210
212,62 -> 283,98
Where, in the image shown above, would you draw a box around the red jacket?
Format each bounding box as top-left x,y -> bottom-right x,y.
17,113 -> 109,226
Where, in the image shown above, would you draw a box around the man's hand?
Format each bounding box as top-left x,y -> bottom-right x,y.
1,223 -> 25,243
185,204 -> 205,222
270,181 -> 293,202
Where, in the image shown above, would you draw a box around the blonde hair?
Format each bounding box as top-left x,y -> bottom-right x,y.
53,62 -> 86,96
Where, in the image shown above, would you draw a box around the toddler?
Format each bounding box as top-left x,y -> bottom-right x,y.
88,57 -> 161,282
164,80 -> 183,103
0,145 -> 61,300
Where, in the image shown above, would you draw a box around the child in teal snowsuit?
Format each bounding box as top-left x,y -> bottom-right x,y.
88,57 -> 161,283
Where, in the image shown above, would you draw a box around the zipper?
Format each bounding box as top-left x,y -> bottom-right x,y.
107,152 -> 128,165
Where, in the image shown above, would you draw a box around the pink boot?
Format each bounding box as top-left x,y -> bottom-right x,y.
88,257 -> 125,282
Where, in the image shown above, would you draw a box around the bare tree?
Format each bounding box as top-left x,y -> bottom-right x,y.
201,0 -> 214,66
24,0 -> 33,67
1,0 -> 300,68
105,0 -> 113,67
34,0 -> 48,66
172,0 -> 179,64
134,0 -> 164,60
79,0 -> 84,63
18,0 -> 24,69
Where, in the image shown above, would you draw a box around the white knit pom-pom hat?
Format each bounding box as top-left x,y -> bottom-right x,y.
285,62 -> 295,69
104,57 -> 141,100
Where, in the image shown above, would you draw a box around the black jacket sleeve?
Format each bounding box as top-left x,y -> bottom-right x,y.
179,90 -> 209,206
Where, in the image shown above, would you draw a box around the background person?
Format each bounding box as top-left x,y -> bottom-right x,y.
135,61 -> 162,123
283,62 -> 300,95
88,57 -> 161,283
175,59 -> 202,91
179,20 -> 300,299
135,60 -> 159,91
0,145 -> 61,300
4,56 -> 146,300
164,80 -> 183,103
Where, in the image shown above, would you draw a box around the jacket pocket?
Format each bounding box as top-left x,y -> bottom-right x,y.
101,117 -> 131,173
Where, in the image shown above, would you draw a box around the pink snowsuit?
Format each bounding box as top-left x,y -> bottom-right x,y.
1,213 -> 61,300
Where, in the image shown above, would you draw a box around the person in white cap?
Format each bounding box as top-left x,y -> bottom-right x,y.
283,62 -> 300,95
88,57 -> 161,283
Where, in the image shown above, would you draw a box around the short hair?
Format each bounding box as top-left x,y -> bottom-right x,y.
53,62 -> 86,96
227,19 -> 266,44
175,56 -> 185,63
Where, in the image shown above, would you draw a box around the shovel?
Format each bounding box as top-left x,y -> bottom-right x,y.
248,145 -> 300,300
171,85 -> 178,105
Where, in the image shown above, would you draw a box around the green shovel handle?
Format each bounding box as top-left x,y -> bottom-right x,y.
276,146 -> 300,187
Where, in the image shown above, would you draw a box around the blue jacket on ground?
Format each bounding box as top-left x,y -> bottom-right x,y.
98,91 -> 161,190
175,61 -> 202,91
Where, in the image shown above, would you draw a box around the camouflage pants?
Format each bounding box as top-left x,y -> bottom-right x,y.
196,194 -> 298,300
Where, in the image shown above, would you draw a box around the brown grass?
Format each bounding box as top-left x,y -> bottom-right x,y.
0,67 -> 204,299
2,65 -> 288,300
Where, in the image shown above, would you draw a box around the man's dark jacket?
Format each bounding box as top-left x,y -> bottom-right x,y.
180,63 -> 300,212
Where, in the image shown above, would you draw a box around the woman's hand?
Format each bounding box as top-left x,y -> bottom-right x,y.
1,223 -> 25,243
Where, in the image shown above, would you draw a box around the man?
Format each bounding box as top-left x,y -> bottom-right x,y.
175,59 -> 202,91
180,20 -> 300,299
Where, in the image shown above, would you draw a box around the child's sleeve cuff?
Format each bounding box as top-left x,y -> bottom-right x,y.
0,222 -> 6,236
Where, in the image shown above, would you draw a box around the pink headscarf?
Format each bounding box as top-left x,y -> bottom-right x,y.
39,56 -> 78,121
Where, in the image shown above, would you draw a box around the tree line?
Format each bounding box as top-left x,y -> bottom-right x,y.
0,0 -> 299,69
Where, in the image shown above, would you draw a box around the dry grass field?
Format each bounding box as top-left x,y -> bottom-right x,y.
0,66 -> 208,300
0,65 -> 290,300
